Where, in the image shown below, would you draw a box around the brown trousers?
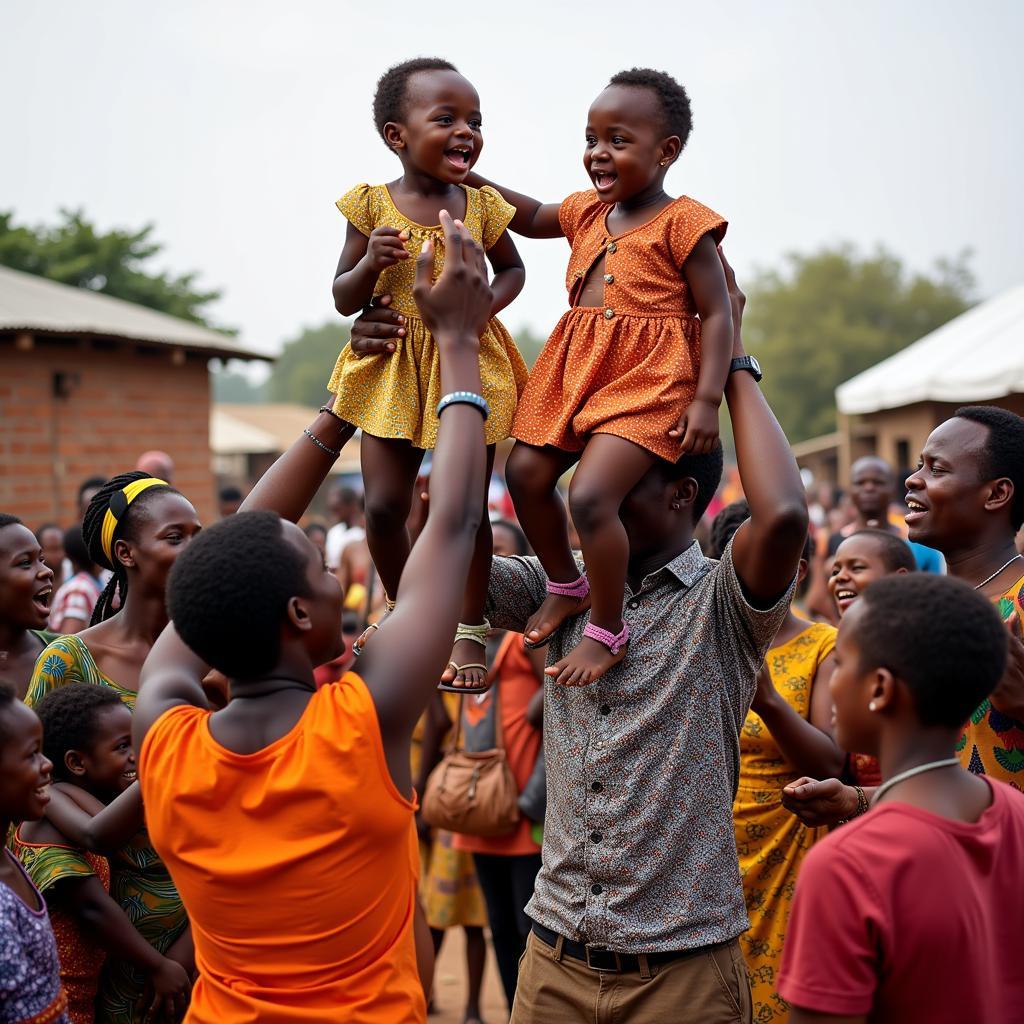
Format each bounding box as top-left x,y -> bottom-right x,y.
510,929 -> 753,1024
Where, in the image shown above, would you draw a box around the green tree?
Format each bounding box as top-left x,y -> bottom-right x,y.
0,209 -> 229,329
745,246 -> 975,442
267,321 -> 351,406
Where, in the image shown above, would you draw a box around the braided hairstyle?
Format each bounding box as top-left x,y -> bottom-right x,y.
81,471 -> 176,625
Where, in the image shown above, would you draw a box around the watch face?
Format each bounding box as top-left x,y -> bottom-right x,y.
749,356 -> 762,375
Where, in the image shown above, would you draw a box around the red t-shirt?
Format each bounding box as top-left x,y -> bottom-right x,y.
778,778 -> 1024,1022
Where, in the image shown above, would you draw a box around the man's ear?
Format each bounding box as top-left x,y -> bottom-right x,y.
286,596 -> 313,634
673,477 -> 699,511
984,477 -> 1014,518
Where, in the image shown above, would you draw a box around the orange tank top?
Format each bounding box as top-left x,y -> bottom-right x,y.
138,672 -> 424,1023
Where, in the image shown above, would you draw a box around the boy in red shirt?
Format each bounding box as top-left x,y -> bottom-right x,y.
778,573 -> 1024,1024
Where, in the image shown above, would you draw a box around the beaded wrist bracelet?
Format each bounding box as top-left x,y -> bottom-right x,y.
436,391 -> 490,420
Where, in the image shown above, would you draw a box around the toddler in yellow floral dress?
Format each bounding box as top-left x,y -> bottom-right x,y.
328,58 -> 527,690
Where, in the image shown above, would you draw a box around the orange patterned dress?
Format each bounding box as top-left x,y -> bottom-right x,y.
512,190 -> 726,461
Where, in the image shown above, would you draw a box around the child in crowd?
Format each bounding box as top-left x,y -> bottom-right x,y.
464,68 -> 734,686
0,682 -> 67,1024
827,529 -> 916,788
778,574 -> 1024,1022
13,685 -> 190,1024
327,57 -> 527,691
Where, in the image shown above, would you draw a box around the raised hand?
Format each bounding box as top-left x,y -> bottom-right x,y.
412,210 -> 492,346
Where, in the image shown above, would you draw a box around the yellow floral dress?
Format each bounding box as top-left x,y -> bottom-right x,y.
327,183 -> 528,449
734,622 -> 836,1024
26,635 -> 188,1024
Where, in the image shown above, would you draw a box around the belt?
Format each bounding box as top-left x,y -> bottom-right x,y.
531,922 -> 730,974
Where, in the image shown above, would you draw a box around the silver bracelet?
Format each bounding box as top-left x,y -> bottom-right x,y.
303,428 -> 340,457
436,391 -> 490,420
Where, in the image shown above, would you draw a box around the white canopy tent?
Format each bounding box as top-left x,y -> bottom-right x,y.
836,284 -> 1024,415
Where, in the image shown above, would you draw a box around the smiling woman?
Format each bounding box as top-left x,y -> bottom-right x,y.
0,513 -> 57,699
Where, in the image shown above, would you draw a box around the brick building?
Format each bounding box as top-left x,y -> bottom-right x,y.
0,265 -> 267,527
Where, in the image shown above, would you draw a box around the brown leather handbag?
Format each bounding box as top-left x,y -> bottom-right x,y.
421,684 -> 521,838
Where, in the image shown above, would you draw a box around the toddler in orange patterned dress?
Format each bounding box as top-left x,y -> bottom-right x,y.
462,68 -> 735,686
328,58 -> 527,693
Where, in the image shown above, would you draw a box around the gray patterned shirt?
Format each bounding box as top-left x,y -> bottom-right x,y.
485,539 -> 792,953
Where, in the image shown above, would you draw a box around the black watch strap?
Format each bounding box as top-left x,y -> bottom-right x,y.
730,355 -> 762,382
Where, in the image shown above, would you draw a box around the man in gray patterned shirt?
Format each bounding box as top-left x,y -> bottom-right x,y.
487,261 -> 808,1023
347,252 -> 808,1021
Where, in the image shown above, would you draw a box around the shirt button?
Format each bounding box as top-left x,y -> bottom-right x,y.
591,883 -> 603,895
600,704 -> 611,716
604,273 -> 614,284
591,781 -> 603,792
604,308 -> 614,319
607,242 -> 617,253
628,600 -> 640,610
591,831 -> 602,843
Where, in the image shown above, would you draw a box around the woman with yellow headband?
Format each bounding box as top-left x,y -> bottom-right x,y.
26,470 -> 201,1023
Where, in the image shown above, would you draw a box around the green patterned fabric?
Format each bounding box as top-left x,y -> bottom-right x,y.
26,633 -> 136,709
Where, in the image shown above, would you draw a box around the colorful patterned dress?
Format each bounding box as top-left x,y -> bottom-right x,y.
26,635 -> 188,1024
12,830 -> 110,1024
327,182 -> 528,449
959,573 -> 1024,790
0,849 -> 69,1024
734,622 -> 836,1023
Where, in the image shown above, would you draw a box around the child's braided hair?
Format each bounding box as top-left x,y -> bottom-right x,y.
373,57 -> 459,143
81,471 -> 176,625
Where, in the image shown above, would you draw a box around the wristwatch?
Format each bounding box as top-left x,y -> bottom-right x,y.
730,355 -> 762,382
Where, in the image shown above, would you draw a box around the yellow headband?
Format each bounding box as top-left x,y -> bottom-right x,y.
100,478 -> 168,564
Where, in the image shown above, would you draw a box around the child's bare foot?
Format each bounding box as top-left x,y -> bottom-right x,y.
438,638 -> 489,692
545,621 -> 629,686
524,591 -> 591,650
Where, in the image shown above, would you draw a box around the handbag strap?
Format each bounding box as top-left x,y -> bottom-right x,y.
444,635 -> 510,754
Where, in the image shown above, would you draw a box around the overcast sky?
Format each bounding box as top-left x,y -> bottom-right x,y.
5,0 -> 1022,364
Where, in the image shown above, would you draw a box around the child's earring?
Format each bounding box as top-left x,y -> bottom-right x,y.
868,701 -> 878,712
659,159 -> 668,166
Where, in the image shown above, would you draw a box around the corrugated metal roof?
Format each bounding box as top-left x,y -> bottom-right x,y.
836,285 -> 1024,415
0,264 -> 270,360
213,404 -> 362,473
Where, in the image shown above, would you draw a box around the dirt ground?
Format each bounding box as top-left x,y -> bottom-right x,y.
431,927 -> 510,1024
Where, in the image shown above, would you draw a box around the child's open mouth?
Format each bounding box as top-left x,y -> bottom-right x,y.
123,768 -> 137,782
592,170 -> 617,192
444,147 -> 472,171
33,586 -> 52,614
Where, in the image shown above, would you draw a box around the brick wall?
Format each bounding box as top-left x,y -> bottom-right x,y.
0,334 -> 217,528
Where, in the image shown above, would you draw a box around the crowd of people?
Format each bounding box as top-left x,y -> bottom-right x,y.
3,57 -> 1024,1024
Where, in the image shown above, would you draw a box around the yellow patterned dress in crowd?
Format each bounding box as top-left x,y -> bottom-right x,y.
734,622 -> 836,1024
327,182 -> 528,449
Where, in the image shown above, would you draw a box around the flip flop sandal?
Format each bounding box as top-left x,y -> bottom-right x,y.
523,573 -> 590,650
438,621 -> 492,694
437,661 -> 490,695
